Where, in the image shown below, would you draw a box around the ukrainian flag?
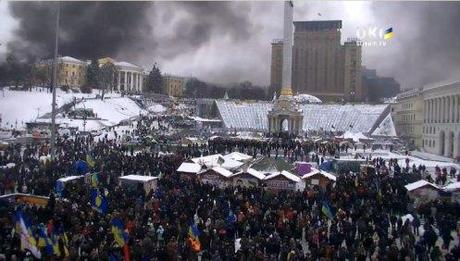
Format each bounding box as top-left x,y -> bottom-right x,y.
188,222 -> 201,252
37,224 -> 54,255
90,189 -> 108,214
384,27 -> 393,40
111,217 -> 128,247
14,211 -> 42,258
90,172 -> 99,188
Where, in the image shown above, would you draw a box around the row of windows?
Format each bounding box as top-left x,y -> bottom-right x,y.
401,102 -> 413,110
400,114 -> 416,122
423,126 -> 436,135
423,139 -> 435,148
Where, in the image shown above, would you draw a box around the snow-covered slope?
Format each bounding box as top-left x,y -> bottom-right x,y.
0,87 -> 144,131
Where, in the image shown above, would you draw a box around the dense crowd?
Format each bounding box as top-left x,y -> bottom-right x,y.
1,123 -> 460,260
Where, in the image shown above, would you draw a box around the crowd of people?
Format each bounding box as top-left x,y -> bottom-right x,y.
1,120 -> 459,260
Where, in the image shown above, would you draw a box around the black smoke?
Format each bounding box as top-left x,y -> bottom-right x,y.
365,2 -> 460,89
7,1 -> 153,61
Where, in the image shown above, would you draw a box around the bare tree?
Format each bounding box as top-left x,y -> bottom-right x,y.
98,62 -> 119,100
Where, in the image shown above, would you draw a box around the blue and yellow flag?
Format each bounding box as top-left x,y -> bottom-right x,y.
37,224 -> 54,255
90,172 -> 99,188
111,217 -> 129,247
321,201 -> 335,220
86,153 -> 96,168
90,189 -> 108,214
188,222 -> 201,252
51,224 -> 69,257
384,27 -> 393,40
14,211 -> 42,258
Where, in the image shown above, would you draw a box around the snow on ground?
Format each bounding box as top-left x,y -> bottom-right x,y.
0,87 -> 121,130
148,104 -> 167,113
74,97 -> 146,127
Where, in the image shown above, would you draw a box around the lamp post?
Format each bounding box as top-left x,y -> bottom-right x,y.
50,2 -> 60,160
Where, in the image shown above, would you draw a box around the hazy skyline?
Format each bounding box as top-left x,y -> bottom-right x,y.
1,1 -> 460,90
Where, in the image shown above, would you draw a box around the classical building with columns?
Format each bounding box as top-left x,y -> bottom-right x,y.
422,81 -> 460,159
98,57 -> 144,93
392,88 -> 424,149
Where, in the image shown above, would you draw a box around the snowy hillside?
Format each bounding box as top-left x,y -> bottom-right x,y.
0,87 -> 145,131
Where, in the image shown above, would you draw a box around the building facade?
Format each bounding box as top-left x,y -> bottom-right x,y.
422,81 -> 460,159
36,56 -> 87,89
392,88 -> 424,149
99,57 -> 144,93
270,20 -> 364,102
162,75 -> 187,97
270,39 -> 284,96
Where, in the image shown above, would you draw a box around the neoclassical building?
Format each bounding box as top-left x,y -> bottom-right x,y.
422,81 -> 460,159
392,88 -> 424,149
99,57 -> 144,93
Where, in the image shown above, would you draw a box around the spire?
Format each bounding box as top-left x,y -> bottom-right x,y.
224,90 -> 229,100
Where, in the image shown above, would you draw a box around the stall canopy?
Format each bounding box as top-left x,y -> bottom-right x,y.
177,162 -> 202,174
404,180 -> 440,192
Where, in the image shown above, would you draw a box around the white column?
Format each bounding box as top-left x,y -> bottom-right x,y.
423,101 -> 428,123
140,75 -> 143,92
124,71 -> 127,91
137,73 -> 140,92
130,72 -> 134,91
451,96 -> 455,123
117,71 -> 121,91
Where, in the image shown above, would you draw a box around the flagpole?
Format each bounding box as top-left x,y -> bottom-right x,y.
50,1 -> 61,160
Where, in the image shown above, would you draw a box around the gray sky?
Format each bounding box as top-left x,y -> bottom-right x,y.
1,1 -> 460,90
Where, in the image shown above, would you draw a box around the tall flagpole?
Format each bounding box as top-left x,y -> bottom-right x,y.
50,2 -> 60,160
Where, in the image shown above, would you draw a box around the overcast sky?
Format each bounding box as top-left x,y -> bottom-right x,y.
1,1 -> 459,90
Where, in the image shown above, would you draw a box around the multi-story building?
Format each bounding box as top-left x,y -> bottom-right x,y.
343,39 -> 363,102
422,81 -> 460,159
392,88 -> 424,149
270,20 -> 364,102
362,66 -> 400,103
36,56 -> 87,89
269,39 -> 284,96
162,75 -> 187,97
36,56 -> 145,93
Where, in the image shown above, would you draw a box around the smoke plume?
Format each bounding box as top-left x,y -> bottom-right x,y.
8,1 -> 153,61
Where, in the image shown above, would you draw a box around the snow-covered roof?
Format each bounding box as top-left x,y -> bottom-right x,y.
301,168 -> 336,181
265,170 -> 301,183
57,175 -> 84,183
191,154 -> 244,170
114,61 -> 143,71
177,162 -> 202,174
210,166 -> 234,178
231,168 -> 265,180
215,100 -> 390,133
293,93 -> 322,104
404,180 -> 440,192
223,152 -> 253,162
60,56 -> 85,64
189,116 -> 222,123
119,175 -> 158,182
444,182 -> 460,191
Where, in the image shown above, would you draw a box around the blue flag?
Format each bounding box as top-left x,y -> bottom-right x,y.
321,201 -> 335,220
111,217 -> 129,247
90,189 -> 108,214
